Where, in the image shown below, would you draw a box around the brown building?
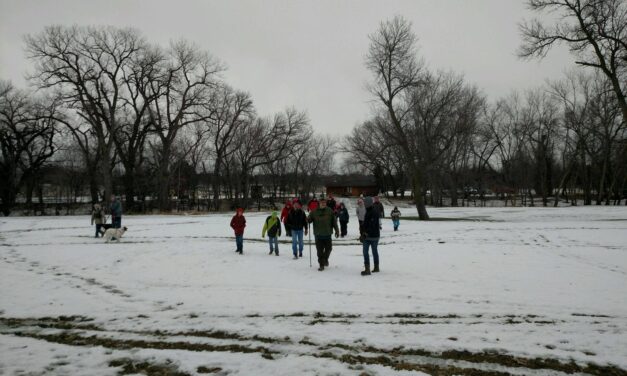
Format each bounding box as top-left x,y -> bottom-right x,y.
324,175 -> 379,197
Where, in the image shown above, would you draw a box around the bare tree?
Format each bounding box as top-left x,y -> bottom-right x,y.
519,0 -> 627,124
25,25 -> 145,201
0,82 -> 58,216
146,41 -> 224,211
365,16 -> 429,218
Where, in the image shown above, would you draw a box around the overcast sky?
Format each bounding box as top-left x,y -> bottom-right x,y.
0,0 -> 575,136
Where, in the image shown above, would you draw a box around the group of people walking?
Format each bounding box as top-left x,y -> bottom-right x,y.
229,195 -> 403,276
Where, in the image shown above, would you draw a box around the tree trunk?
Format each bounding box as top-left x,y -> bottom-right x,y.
411,170 -> 429,220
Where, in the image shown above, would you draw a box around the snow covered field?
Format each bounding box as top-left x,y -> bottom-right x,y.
1,206 -> 626,375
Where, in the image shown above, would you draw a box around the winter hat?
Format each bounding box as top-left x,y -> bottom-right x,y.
293,201 -> 302,208
364,197 -> 374,208
94,204 -> 101,210
236,207 -> 244,214
271,211 -> 278,217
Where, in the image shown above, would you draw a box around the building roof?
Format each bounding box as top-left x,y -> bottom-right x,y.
324,174 -> 377,187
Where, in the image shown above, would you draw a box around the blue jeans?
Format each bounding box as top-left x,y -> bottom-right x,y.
291,229 -> 304,256
235,235 -> 243,252
268,237 -> 279,254
112,216 -> 122,229
392,219 -> 400,230
363,237 -> 379,266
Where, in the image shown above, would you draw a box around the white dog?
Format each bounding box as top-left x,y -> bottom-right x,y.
103,226 -> 128,243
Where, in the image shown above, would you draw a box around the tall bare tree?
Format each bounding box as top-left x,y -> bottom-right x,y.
25,25 -> 144,201
519,0 -> 627,124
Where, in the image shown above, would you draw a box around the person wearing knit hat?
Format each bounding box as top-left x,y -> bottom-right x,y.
280,201 -> 293,237
262,210 -> 282,256
361,197 -> 380,275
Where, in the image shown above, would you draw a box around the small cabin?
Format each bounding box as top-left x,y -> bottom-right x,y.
324,175 -> 379,197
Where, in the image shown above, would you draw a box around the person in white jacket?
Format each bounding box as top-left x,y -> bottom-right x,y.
356,198 -> 366,240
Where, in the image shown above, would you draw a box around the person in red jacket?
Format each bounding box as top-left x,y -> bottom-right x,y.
307,197 -> 319,213
230,207 -> 246,254
280,201 -> 292,237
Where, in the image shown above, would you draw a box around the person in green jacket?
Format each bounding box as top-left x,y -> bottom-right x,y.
262,211 -> 282,256
307,198 -> 339,271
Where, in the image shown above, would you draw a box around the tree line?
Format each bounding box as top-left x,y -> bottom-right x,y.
344,1 -> 627,219
2,0 -> 626,219
1,26 -> 335,216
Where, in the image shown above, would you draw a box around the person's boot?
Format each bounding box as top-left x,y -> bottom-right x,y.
318,264 -> 324,271
275,251 -> 279,256
268,250 -> 273,255
361,265 -> 371,276
325,260 -> 329,267
372,264 -> 380,273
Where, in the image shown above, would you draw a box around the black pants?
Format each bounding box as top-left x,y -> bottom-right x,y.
340,220 -> 348,237
315,238 -> 333,266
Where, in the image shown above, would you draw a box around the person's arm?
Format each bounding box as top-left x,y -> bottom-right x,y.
262,219 -> 268,237
91,213 -> 94,225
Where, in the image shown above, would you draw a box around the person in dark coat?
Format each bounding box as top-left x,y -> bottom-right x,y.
307,198 -> 339,271
373,196 -> 384,218
230,207 -> 246,254
337,202 -> 349,238
327,195 -> 337,212
361,197 -> 381,275
110,195 -> 123,228
262,211 -> 282,256
286,201 -> 308,259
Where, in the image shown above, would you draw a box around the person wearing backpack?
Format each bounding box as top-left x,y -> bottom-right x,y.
361,197 -> 381,276
262,211 -> 282,256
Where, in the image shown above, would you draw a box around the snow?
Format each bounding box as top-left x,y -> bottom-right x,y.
1,206 -> 626,375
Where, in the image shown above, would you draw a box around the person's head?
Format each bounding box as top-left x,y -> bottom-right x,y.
94,203 -> 101,209
271,211 -> 278,217
364,197 -> 374,208
339,202 -> 345,209
294,201 -> 302,210
394,206 -> 398,210
285,202 -> 292,208
319,198 -> 327,208
236,207 -> 244,216
374,196 -> 380,203
110,194 -> 116,202
357,198 -> 364,206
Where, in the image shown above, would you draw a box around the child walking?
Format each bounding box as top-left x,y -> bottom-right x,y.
390,206 -> 401,231
230,208 -> 246,254
262,211 -> 282,256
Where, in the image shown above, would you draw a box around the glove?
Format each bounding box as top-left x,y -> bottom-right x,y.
335,231 -> 339,238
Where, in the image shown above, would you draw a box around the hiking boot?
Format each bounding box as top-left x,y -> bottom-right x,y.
372,264 -> 380,273
275,252 -> 279,256
293,256 -> 298,260
361,265 -> 371,276
299,252 -> 303,257
268,250 -> 273,255
324,260 -> 329,267
318,265 -> 324,271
